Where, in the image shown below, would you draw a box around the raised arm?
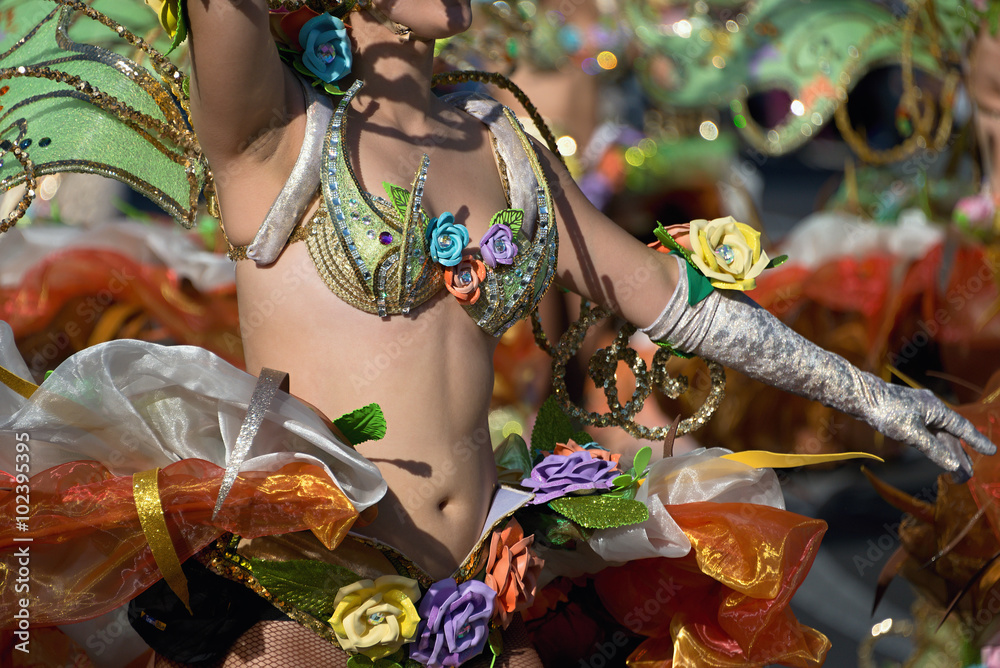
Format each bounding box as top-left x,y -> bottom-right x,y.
185,1 -> 304,236
533,141 -> 996,476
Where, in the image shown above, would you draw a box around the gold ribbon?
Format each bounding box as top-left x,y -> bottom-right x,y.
0,363 -> 38,399
721,450 -> 884,468
133,468 -> 192,614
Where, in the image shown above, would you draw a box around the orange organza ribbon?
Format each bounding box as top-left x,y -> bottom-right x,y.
0,458 -> 357,626
594,502 -> 829,668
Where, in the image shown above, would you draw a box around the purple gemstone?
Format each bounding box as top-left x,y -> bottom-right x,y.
378,231 -> 393,245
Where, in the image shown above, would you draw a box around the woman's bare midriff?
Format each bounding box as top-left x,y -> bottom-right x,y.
235,241 -> 501,581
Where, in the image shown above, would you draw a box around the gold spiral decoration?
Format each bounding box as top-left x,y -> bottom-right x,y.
542,300 -> 726,440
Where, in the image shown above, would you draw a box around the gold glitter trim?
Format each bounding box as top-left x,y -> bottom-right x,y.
133,468 -> 192,614
0,363 -> 38,399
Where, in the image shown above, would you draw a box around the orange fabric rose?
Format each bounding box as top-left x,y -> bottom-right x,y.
485,519 -> 544,628
269,7 -> 320,51
552,439 -> 622,468
444,256 -> 487,305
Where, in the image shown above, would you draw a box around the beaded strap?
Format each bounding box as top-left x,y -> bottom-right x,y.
266,0 -> 359,15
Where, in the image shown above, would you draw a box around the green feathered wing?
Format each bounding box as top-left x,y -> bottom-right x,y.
0,0 -> 205,227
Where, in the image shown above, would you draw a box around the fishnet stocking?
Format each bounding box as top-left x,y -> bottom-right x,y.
151,615 -> 542,667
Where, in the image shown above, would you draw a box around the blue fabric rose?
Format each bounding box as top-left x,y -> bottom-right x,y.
425,212 -> 469,267
300,13 -> 352,83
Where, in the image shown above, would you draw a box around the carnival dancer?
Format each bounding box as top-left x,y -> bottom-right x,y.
0,1 -> 995,666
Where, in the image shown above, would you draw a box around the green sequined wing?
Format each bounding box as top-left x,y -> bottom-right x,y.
0,0 -> 205,229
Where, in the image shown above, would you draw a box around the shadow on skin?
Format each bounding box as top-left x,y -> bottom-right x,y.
356,487 -> 458,580
364,457 -> 434,477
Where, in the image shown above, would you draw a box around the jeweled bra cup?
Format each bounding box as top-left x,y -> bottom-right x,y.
230,79 -> 559,337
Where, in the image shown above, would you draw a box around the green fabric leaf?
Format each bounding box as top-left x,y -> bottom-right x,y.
631,447 -> 652,478
653,222 -> 694,265
323,82 -> 348,96
165,0 -> 188,55
518,510 -> 591,547
611,473 -> 633,487
491,209 -> 525,238
494,434 -> 534,483
292,58 -> 312,77
653,340 -> 694,359
682,255 -> 716,306
249,558 -> 361,619
383,183 -> 411,221
607,481 -> 639,501
542,515 -> 592,546
548,495 -> 649,529
530,396 -> 578,457
765,254 -> 789,269
333,403 -> 386,445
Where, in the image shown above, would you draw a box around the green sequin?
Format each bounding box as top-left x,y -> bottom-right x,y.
548,495 -> 649,529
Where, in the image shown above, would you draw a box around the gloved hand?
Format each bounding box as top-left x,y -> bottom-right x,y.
642,255 -> 996,479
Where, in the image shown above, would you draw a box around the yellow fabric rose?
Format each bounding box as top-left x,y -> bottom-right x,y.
145,0 -> 180,37
689,216 -> 770,290
329,575 -> 421,660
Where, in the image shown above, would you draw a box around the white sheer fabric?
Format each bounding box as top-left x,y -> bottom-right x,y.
0,321 -> 385,511
585,447 -> 783,563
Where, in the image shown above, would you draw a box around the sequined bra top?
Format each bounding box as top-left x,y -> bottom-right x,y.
229,80 -> 558,338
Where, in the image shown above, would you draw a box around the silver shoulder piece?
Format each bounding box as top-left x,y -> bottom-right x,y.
246,81 -> 335,266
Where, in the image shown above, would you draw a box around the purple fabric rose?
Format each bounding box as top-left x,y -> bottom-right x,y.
426,212 -> 469,267
479,223 -> 518,267
300,13 -> 352,83
410,579 -> 494,667
521,450 -> 619,505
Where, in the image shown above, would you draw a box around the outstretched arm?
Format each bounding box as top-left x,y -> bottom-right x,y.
533,141 -> 996,476
530,141 -> 681,328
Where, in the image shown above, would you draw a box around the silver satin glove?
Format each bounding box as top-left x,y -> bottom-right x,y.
642,255 -> 996,478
